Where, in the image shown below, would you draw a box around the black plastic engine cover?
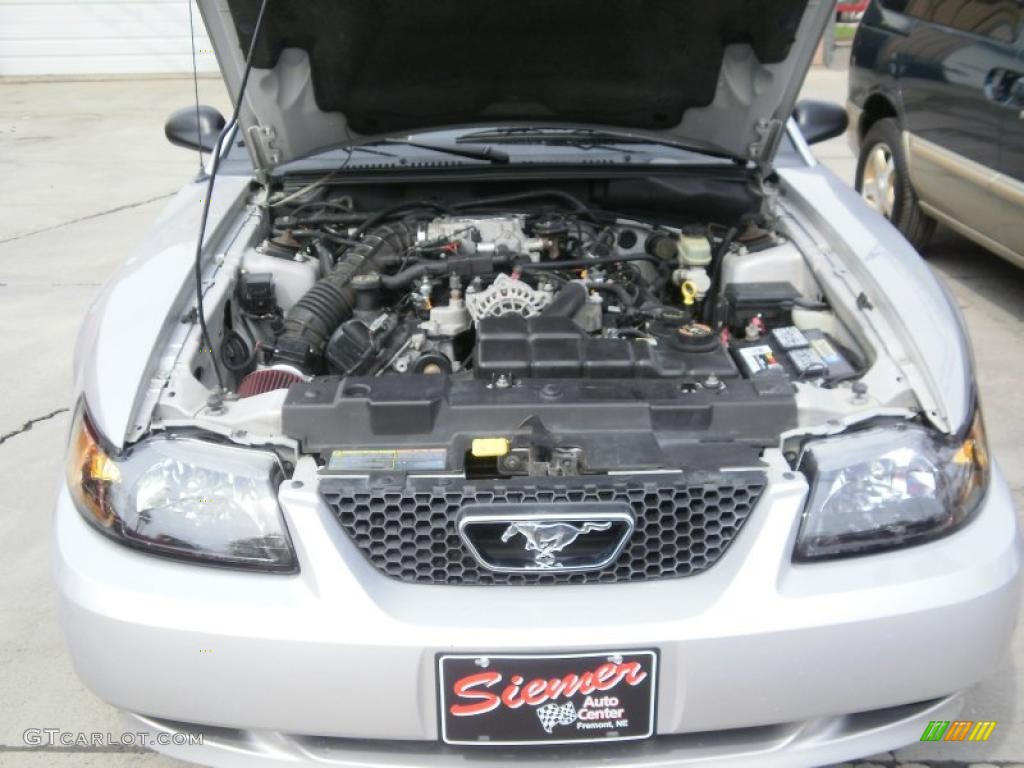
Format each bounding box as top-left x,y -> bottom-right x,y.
474,315 -> 738,379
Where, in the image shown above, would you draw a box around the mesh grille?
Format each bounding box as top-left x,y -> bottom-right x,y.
321,473 -> 765,585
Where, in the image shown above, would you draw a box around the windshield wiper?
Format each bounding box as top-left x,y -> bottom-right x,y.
456,127 -> 728,158
458,127 -> 646,145
380,138 -> 510,164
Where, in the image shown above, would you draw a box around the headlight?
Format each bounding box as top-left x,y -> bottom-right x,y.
795,411 -> 989,561
66,405 -> 297,572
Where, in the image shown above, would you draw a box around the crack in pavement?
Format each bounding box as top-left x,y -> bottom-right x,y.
0,193 -> 176,246
0,408 -> 69,446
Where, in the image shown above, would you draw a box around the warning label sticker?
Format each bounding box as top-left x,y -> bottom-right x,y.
327,448 -> 448,472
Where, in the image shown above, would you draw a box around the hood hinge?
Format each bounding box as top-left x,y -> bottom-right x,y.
247,124 -> 281,171
748,118 -> 783,226
749,118 -> 783,176
753,171 -> 780,226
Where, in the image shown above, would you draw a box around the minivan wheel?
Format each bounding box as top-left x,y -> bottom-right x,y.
856,118 -> 934,251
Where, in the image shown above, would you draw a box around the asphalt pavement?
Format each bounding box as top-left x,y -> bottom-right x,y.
0,67 -> 1022,767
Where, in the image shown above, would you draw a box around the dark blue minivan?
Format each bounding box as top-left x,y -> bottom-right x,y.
848,0 -> 1024,263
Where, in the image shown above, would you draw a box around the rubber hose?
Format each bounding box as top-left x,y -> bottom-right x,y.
541,281 -> 588,317
380,250 -> 518,290
587,281 -> 634,309
312,240 -> 334,277
703,226 -> 739,326
380,262 -> 439,291
273,223 -> 415,370
451,190 -> 598,223
516,252 -> 661,270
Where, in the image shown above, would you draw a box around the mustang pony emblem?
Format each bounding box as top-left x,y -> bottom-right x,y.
501,521 -> 613,568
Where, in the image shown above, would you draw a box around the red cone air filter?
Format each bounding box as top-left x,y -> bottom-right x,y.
237,369 -> 302,398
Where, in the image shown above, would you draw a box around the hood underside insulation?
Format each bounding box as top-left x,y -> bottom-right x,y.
226,0 -> 810,135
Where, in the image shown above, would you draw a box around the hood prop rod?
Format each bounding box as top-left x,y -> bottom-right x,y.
191,0 -> 272,407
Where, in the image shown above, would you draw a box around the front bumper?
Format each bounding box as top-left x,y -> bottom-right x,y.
123,695 -> 961,768
55,460 -> 1021,766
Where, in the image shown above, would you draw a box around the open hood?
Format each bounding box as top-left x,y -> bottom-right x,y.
198,0 -> 831,170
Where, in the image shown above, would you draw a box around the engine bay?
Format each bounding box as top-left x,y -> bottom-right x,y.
149,175 -> 886,476
237,197 -> 859,380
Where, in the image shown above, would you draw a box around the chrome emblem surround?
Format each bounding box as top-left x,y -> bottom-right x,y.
458,504 -> 635,574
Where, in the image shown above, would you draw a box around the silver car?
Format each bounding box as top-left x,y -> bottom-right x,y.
55,1 -> 1020,766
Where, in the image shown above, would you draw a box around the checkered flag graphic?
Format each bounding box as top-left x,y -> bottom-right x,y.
536,701 -> 578,733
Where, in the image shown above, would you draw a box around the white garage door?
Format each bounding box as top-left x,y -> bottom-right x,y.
0,0 -> 217,76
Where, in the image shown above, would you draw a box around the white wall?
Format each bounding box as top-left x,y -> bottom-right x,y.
0,0 -> 218,76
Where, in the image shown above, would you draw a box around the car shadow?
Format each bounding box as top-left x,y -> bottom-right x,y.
924,225 -> 1024,323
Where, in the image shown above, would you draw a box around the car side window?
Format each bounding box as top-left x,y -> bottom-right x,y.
880,0 -> 1021,44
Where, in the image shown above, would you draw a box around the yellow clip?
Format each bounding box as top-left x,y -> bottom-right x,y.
471,438 -> 510,458
680,280 -> 698,307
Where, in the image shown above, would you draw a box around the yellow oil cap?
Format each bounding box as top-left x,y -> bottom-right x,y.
680,280 -> 698,306
471,438 -> 511,458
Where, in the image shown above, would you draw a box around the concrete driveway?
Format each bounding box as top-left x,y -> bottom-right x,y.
0,67 -> 1021,767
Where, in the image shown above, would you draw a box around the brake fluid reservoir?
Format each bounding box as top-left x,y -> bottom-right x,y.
678,235 -> 712,268
672,235 -> 713,298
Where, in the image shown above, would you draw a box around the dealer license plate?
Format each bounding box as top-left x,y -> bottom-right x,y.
437,650 -> 657,745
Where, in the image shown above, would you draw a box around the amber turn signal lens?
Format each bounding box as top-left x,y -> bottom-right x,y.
66,408 -> 120,527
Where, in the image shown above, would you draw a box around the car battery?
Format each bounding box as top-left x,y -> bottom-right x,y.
732,326 -> 856,381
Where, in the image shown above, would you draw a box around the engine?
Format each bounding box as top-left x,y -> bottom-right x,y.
258,212 -> 733,380
223,198 -> 858,406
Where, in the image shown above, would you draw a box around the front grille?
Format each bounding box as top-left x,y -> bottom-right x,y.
320,472 -> 766,585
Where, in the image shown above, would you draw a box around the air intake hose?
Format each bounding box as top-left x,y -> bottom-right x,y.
540,281 -> 588,318
273,223 -> 415,372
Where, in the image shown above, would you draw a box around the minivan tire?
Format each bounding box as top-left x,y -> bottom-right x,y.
856,118 -> 934,252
